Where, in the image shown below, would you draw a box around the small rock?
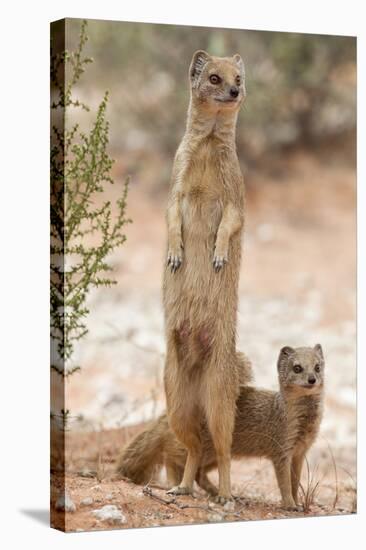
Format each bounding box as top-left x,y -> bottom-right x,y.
55,492 -> 76,513
105,493 -> 113,501
208,513 -> 223,523
208,502 -> 217,509
80,497 -> 93,506
223,501 -> 235,512
92,504 -> 126,524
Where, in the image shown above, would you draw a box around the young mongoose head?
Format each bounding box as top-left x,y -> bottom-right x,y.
189,50 -> 246,113
277,344 -> 325,397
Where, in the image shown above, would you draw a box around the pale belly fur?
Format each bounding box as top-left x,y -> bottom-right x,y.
163,189 -> 241,341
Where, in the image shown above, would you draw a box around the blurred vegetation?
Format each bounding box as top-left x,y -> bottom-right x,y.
65,18 -> 356,179
51,20 -> 131,378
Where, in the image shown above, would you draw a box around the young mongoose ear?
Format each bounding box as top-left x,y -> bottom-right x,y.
314,343 -> 324,359
277,346 -> 295,369
233,53 -> 245,76
189,50 -> 211,86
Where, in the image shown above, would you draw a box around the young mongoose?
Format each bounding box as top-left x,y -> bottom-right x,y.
163,50 -> 246,503
117,345 -> 325,510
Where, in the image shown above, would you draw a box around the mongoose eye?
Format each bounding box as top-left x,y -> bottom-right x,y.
293,364 -> 303,374
209,74 -> 221,84
314,364 -> 321,372
235,76 -> 241,86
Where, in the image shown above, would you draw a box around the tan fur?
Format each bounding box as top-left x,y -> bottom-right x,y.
163,50 -> 246,502
117,351 -> 252,486
117,346 -> 325,510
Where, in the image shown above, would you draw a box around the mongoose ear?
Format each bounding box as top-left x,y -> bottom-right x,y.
277,346 -> 295,369
233,53 -> 245,76
190,50 -> 211,85
314,343 -> 324,359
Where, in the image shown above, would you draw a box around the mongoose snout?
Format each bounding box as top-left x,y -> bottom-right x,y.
230,86 -> 239,98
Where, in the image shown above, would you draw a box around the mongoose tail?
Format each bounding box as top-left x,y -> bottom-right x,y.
116,416 -> 167,484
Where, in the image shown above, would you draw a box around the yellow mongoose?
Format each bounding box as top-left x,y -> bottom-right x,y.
163,50 -> 246,503
117,345 -> 325,510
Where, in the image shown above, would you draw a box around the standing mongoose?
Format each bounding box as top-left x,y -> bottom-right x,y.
163,50 -> 246,503
117,345 -> 325,510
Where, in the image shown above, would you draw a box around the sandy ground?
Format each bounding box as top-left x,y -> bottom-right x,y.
52,147 -> 356,531
50,423 -> 356,532
51,426 -> 356,531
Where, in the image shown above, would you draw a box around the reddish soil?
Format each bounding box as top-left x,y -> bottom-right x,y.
51,423 -> 356,532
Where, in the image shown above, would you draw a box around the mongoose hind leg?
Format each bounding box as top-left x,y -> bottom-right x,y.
203,366 -> 238,504
165,399 -> 202,496
166,425 -> 202,496
164,338 -> 203,496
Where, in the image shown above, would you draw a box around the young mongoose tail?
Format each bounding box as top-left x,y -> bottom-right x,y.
117,345 -> 325,510
163,50 -> 247,504
116,352 -> 253,486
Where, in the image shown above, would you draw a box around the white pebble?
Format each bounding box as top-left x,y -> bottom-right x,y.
80,497 -> 93,506
92,505 -> 126,524
208,513 -> 223,523
223,500 -> 235,512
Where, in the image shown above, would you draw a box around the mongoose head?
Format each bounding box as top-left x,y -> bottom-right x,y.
189,50 -> 246,112
277,344 -> 325,396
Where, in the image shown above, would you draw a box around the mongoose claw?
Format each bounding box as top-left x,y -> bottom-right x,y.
167,485 -> 192,496
212,255 -> 227,272
167,253 -> 182,272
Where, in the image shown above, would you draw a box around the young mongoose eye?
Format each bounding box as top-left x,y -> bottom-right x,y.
293,364 -> 303,374
235,76 -> 241,86
209,74 -> 221,84
314,364 -> 321,372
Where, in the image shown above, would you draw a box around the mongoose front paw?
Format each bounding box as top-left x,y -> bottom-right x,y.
167,250 -> 183,272
212,253 -> 228,272
167,485 -> 192,496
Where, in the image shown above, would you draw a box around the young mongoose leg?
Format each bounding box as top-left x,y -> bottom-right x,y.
273,458 -> 301,511
166,196 -> 183,272
213,202 -> 242,271
291,452 -> 305,505
196,468 -> 218,497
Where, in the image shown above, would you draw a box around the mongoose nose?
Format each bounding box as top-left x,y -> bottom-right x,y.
230,87 -> 239,98
308,376 -> 316,385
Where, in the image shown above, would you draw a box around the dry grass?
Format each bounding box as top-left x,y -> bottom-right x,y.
298,458 -> 324,512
